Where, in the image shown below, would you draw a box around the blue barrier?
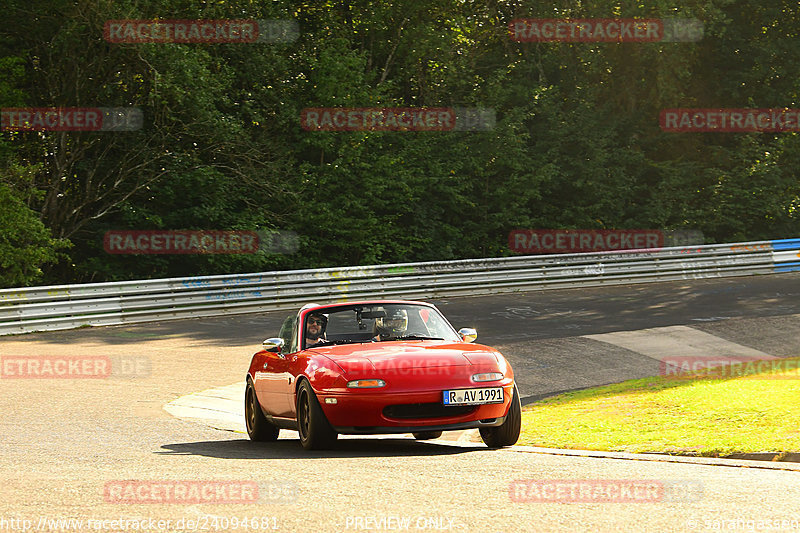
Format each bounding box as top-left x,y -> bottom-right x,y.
772,238 -> 800,272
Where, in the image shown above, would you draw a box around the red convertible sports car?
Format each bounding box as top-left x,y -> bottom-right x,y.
245,300 -> 521,450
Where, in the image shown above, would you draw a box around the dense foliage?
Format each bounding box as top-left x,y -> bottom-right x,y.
1,0 -> 798,287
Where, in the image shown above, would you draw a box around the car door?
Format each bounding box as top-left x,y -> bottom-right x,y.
255,314 -> 297,417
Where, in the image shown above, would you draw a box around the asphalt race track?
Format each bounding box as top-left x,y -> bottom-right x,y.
2,273 -> 800,532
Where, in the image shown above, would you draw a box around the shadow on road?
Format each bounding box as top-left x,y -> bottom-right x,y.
157,438 -> 481,459
4,314 -> 286,347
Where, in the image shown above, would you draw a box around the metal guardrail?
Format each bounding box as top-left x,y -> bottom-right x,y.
0,239 -> 798,336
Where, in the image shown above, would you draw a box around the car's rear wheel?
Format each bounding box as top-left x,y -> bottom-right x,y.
412,431 -> 443,440
245,381 -> 279,442
296,380 -> 338,450
480,384 -> 521,448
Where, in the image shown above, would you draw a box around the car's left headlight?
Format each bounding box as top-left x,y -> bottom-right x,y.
471,372 -> 503,383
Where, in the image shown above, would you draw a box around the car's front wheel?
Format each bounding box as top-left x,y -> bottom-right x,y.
245,380 -> 279,442
296,380 -> 338,450
412,431 -> 443,440
480,384 -> 521,448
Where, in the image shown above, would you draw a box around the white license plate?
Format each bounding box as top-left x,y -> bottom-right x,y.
442,387 -> 503,406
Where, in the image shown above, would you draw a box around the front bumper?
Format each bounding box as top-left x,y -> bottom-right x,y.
332,416 -> 507,434
317,382 -> 514,434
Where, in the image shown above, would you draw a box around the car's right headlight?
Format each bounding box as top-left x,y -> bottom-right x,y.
471,372 -> 503,383
346,379 -> 386,388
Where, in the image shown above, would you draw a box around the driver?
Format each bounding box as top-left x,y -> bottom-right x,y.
373,308 -> 408,341
305,312 -> 327,347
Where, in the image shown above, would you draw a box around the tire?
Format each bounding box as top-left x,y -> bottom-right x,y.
480,384 -> 521,448
296,380 -> 338,450
412,431 -> 443,440
245,380 -> 279,442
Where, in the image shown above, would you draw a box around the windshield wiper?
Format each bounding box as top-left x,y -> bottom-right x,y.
391,335 -> 444,341
309,339 -> 365,348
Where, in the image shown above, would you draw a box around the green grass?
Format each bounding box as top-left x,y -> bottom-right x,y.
518,357 -> 800,457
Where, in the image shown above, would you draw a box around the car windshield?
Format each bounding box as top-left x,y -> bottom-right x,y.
305,304 -> 460,347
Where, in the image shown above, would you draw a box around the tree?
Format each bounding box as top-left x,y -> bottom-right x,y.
0,182 -> 64,287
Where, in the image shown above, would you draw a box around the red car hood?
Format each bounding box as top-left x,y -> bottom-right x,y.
310,342 -> 500,373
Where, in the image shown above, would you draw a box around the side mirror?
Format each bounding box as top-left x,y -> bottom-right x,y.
458,328 -> 477,343
262,338 -> 285,353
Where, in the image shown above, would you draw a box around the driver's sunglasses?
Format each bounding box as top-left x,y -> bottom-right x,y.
308,318 -> 324,325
